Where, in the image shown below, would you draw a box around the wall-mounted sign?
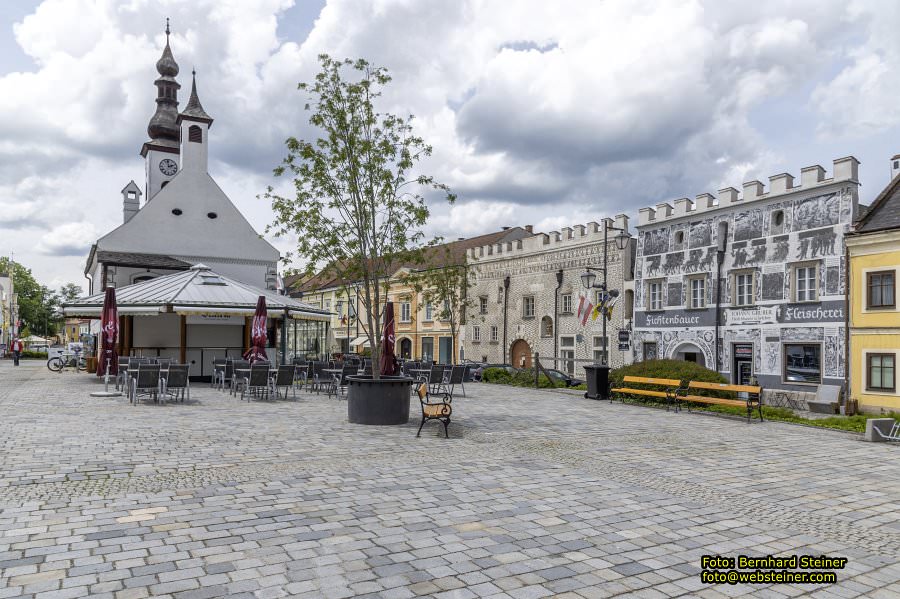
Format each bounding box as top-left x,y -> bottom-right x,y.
186,314 -> 244,325
726,307 -> 776,326
618,329 -> 630,343
618,342 -> 630,351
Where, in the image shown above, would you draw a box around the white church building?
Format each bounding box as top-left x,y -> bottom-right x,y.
83,24 -> 279,294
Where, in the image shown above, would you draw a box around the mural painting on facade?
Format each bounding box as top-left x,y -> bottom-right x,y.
761,271 -> 784,300
771,237 -> 790,262
794,192 -> 841,230
667,282 -> 682,307
644,255 -> 661,278
731,242 -> 767,268
689,219 -> 712,248
797,227 -> 838,259
643,229 -> 669,255
663,251 -> 684,275
733,209 -> 763,242
684,247 -> 716,273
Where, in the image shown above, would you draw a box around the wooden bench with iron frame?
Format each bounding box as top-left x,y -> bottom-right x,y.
675,381 -> 764,423
415,381 -> 452,438
610,376 -> 682,411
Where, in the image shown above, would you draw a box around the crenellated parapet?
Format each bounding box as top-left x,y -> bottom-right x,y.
468,214 -> 631,261
637,157 -> 859,226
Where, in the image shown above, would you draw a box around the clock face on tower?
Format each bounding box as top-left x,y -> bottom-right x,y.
159,158 -> 178,176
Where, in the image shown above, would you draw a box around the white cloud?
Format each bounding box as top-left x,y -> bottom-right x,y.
1,0 -> 899,287
37,221 -> 98,256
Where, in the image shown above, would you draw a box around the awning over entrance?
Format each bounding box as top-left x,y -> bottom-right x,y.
349,336 -> 371,347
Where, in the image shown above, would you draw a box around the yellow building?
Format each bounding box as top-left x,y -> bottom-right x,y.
290,228 -> 526,363
847,171 -> 900,412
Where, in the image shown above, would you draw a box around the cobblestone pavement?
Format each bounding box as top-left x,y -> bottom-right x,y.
1,361 -> 899,599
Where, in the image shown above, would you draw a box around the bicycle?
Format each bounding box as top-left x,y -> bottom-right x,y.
47,351 -> 86,373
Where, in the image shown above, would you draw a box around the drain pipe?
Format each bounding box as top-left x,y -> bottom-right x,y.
553,270 -> 563,363
502,275 -> 510,364
714,222 -> 728,374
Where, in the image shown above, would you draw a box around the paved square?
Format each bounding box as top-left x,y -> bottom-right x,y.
1,361 -> 899,598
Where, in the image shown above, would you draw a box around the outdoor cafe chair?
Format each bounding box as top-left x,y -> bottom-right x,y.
426,364 -> 445,395
241,365 -> 271,401
162,364 -> 190,403
272,365 -> 296,400
437,364 -> 466,400
116,357 -> 132,391
327,365 -> 356,398
211,358 -> 226,388
230,360 -> 250,395
130,364 -> 162,405
310,361 -> 326,393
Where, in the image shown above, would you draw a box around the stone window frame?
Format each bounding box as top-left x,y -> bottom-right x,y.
647,279 -> 665,312
731,269 -> 756,307
489,325 -> 499,343
560,293 -> 573,314
479,296 -> 489,314
472,325 -> 481,343
790,261 -> 820,303
686,274 -> 707,310
782,342 -> 822,385
522,295 -> 535,319
399,301 -> 411,323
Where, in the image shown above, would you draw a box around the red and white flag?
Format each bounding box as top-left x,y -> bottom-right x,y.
576,295 -> 585,321
581,302 -> 594,326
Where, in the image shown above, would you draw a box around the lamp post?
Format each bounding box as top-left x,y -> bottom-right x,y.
580,220 -> 631,400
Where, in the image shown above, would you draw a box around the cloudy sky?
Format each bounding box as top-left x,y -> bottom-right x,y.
2,0 -> 900,289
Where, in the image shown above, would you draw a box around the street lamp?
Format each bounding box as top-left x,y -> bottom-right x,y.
580,219 -> 631,400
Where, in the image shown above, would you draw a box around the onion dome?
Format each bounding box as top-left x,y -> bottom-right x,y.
146,19 -> 181,143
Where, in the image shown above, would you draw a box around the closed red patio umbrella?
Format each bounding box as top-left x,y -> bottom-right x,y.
380,301 -> 398,376
98,287 -> 118,378
243,295 -> 268,364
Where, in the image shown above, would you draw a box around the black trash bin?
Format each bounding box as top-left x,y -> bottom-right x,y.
583,364 -> 610,401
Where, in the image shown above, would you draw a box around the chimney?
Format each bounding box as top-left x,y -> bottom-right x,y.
121,180 -> 142,223
524,225 -> 533,233
501,226 -> 511,231
891,155 -> 900,181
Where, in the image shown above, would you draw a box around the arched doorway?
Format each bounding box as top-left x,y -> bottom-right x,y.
672,342 -> 706,367
399,338 -> 412,359
510,339 -> 532,368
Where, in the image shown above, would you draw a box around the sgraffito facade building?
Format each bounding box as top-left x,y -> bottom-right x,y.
465,217 -> 635,374
632,157 -> 861,391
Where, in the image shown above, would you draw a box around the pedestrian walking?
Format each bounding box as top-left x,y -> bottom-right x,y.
12,337 -> 23,366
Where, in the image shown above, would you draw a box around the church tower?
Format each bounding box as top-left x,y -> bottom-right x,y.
177,71 -> 213,174
140,20 -> 181,200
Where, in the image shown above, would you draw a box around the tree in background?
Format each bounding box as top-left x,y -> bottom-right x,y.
265,55 -> 454,378
0,258 -> 80,338
59,283 -> 83,303
401,245 -> 472,365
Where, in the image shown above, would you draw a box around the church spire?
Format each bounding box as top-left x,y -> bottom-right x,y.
178,70 -> 214,125
145,19 -> 181,146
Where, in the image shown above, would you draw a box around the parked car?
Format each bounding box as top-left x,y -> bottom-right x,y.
541,368 -> 585,387
472,363 -> 517,381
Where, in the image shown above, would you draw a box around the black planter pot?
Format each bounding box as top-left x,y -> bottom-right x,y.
347,375 -> 413,425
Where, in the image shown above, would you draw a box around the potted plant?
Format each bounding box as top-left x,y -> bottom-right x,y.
265,55 -> 454,424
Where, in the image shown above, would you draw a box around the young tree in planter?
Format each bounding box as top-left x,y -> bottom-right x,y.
265,55 -> 454,378
402,245 -> 473,365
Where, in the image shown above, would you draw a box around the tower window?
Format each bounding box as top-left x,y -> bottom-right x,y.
160,181 -> 169,188
189,125 -> 202,143
207,212 -> 218,219
171,208 -> 182,216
